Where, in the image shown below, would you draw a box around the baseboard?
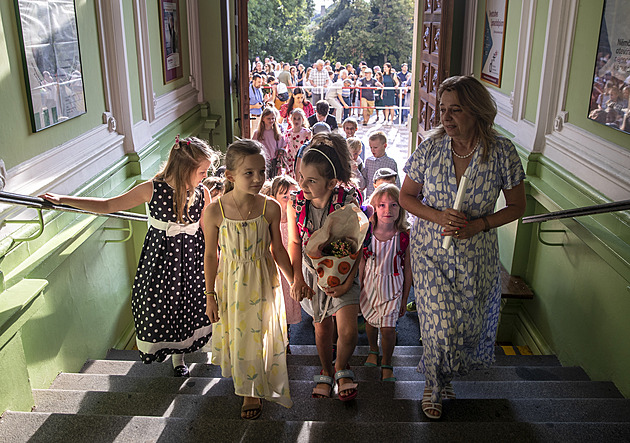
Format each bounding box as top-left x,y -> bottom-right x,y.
497,299 -> 553,355
114,321 -> 136,350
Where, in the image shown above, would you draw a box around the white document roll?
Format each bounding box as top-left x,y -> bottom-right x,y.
442,175 -> 469,250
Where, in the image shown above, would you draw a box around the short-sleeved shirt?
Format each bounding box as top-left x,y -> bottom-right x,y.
358,78 -> 378,101
362,154 -> 400,197
249,84 -> 264,116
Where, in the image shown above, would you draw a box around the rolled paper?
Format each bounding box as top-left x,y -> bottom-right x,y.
442,175 -> 469,250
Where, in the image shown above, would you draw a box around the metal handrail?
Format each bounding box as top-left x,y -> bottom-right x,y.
522,199 -> 630,224
0,191 -> 148,222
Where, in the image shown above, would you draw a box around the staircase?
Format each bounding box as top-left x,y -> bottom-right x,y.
1,345 -> 629,442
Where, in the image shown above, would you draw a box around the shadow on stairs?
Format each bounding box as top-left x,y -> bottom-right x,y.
1,344 -> 629,442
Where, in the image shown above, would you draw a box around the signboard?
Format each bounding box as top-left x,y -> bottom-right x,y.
481,0 -> 508,87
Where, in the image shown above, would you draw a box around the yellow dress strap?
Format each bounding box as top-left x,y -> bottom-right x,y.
262,196 -> 268,216
218,197 -> 225,218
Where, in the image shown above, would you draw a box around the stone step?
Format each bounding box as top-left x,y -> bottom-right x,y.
2,412 -> 630,443
104,348 -> 562,367
81,359 -> 588,381
32,389 -> 630,423
50,373 -> 622,399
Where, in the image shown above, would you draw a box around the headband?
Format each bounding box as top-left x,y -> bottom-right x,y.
308,148 -> 336,178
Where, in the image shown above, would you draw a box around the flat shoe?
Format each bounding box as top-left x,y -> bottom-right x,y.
173,364 -> 189,377
335,369 -> 358,402
241,400 -> 262,420
312,373 -> 334,398
422,387 -> 442,419
364,350 -> 379,367
380,364 -> 396,382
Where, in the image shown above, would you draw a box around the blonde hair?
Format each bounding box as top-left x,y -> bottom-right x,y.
369,184 -> 409,233
429,75 -> 498,162
256,107 -> 282,141
223,139 -> 265,193
368,130 -> 387,145
347,137 -> 362,155
290,108 -> 309,129
155,136 -> 220,223
342,117 -> 358,130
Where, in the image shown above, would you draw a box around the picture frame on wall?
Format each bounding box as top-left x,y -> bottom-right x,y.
480,0 -> 508,88
587,0 -> 630,134
14,0 -> 87,132
159,0 -> 183,84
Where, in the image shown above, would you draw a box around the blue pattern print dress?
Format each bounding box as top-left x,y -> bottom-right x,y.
403,134 -> 525,402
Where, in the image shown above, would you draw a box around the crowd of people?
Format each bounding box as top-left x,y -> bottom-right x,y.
249,56 -> 413,135
588,53 -> 630,132
41,75 -> 526,422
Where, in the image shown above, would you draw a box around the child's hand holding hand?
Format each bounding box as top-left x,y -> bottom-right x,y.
291,279 -> 313,301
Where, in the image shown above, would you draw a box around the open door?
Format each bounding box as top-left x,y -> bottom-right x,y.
410,0 -> 465,145
236,0 -> 251,138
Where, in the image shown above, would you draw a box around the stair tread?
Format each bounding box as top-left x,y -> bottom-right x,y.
104,348 -> 562,367
2,412 -> 630,443
80,358 -> 588,381
31,389 -> 630,423
49,374 -> 623,398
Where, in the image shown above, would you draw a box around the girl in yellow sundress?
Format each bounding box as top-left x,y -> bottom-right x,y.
204,140 -> 294,420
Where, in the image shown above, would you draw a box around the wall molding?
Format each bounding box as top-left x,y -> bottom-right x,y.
133,0 -> 155,123
1,126 -> 125,227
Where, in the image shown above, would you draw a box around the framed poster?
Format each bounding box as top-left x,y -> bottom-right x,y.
587,0 -> 630,134
14,0 -> 87,132
480,0 -> 508,87
159,0 -> 183,84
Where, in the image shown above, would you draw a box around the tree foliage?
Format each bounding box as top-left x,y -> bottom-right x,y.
310,0 -> 414,67
247,0 -> 413,67
248,0 -> 315,62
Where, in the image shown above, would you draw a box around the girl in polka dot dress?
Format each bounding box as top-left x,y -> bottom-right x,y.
204,140 -> 294,419
40,136 -> 219,376
283,108 -> 311,179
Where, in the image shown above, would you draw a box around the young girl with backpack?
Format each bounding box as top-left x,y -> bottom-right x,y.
287,132 -> 361,401
359,184 -> 411,382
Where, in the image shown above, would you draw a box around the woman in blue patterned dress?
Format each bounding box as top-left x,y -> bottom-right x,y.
399,76 -> 526,419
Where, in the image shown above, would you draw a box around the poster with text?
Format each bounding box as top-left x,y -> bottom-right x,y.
159,0 -> 183,84
481,0 -> 508,87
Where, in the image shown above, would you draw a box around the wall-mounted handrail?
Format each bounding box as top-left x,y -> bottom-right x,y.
0,191 -> 148,222
522,199 -> 630,224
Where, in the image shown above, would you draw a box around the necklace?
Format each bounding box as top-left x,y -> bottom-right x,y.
232,193 -> 253,227
451,139 -> 478,159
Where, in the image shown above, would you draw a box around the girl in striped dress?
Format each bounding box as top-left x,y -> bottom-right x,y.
359,184 -> 411,381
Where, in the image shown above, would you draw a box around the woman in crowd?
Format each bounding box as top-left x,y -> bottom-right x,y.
381,63 -> 400,125
279,87 -> 315,127
399,75 -> 526,420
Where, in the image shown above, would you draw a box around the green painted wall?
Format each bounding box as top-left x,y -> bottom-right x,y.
472,0 -> 630,397
565,0 -> 630,150
0,0 -> 106,169
198,1 -> 230,149
123,0 -> 144,125
523,0 -> 548,123
148,0 -> 191,95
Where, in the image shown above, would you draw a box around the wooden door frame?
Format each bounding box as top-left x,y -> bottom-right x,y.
236,0 -> 251,138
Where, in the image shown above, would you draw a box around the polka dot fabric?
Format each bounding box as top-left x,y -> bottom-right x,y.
131,180 -> 212,363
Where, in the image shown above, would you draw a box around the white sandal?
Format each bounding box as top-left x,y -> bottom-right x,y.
442,382 -> 456,399
422,387 -> 442,419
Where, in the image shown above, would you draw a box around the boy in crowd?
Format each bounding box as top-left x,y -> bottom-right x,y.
362,131 -> 400,197
372,167 -> 398,189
